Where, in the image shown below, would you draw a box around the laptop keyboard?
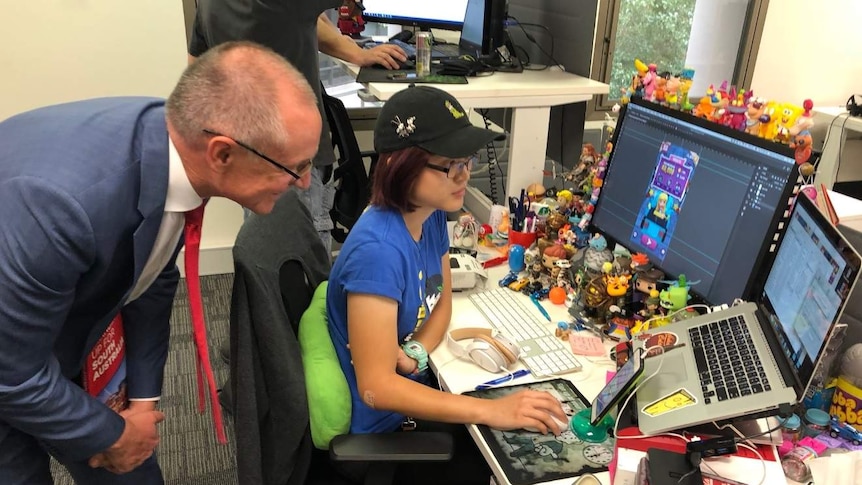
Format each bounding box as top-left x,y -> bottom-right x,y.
689,316 -> 772,405
470,287 -> 582,376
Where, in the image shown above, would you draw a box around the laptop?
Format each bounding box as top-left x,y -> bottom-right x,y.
635,194 -> 861,434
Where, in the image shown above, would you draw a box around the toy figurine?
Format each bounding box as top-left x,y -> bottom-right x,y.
452,212 -> 479,250
524,261 -> 545,295
789,99 -> 815,137
643,63 -> 658,101
583,234 -> 613,274
542,244 -> 568,274
745,97 -> 767,136
582,274 -> 611,320
658,275 -> 698,322
775,103 -> 803,143
337,0 -> 366,37
791,130 -> 816,180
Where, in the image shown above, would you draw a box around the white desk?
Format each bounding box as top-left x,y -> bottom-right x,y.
813,107 -> 862,190
435,266 -> 790,485
432,265 -> 617,485
341,62 -> 609,223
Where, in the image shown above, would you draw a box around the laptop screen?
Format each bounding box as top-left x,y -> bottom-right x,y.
591,99 -> 798,305
761,196 -> 861,387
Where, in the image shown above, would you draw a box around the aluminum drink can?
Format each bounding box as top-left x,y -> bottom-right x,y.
415,32 -> 431,77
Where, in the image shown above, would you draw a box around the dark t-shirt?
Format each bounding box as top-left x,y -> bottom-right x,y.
189,0 -> 340,166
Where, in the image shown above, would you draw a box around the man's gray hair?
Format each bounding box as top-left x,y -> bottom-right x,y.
166,41 -> 316,152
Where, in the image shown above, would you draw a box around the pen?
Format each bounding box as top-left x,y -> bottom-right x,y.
530,296 -> 552,322
474,369 -> 531,390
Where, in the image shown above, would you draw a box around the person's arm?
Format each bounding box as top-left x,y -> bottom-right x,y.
0,180 -> 160,465
316,13 -> 406,69
408,253 -> 453,352
347,292 -> 567,434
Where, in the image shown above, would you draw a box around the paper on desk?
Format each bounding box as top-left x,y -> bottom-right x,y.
569,333 -> 605,356
614,448 -> 786,485
810,450 -> 862,485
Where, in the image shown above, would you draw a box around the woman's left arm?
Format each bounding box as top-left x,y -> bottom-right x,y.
409,253 -> 453,352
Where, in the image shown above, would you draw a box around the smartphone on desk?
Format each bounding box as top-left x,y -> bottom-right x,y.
387,72 -> 417,80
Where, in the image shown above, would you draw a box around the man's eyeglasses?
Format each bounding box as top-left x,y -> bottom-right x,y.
202,129 -> 312,181
425,155 -> 477,179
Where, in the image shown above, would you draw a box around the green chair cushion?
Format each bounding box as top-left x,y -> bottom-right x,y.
298,281 -> 351,449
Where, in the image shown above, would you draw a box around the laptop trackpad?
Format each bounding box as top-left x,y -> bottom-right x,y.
652,353 -> 688,385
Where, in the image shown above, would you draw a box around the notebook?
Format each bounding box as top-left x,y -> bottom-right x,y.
635,194 -> 861,434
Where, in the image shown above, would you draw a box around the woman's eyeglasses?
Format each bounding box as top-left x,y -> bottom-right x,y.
202,129 -> 312,181
425,155 -> 477,179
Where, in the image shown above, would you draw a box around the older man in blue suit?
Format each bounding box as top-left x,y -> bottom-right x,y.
0,41 -> 322,484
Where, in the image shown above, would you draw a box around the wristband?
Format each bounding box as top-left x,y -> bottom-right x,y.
401,340 -> 428,374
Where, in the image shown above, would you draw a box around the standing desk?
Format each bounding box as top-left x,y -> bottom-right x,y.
433,265 -> 790,485
341,63 -> 609,223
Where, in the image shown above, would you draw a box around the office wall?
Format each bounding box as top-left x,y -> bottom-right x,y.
751,0 -> 862,109
0,2 -> 242,275
506,0 -> 599,168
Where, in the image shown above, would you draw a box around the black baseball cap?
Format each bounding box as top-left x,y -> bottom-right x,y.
373,85 -> 505,158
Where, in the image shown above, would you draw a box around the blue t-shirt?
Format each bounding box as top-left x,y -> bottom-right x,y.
327,207 -> 449,433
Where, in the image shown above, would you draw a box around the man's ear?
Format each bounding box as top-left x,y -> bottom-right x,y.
205,136 -> 234,171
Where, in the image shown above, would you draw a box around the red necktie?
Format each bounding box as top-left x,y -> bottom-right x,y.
184,202 -> 227,444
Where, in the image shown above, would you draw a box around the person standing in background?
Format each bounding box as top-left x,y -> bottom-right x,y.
189,0 -> 406,254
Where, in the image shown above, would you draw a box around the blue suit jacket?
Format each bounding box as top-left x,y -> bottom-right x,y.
0,98 -> 179,461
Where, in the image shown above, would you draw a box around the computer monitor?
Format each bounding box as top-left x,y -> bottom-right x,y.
361,0 -> 469,31
590,98 -> 799,305
459,0 -> 507,57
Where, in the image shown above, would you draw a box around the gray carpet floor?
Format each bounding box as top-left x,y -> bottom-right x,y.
52,273 -> 238,484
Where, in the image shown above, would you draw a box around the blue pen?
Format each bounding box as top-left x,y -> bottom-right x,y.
530,296 -> 552,322
475,369 -> 531,390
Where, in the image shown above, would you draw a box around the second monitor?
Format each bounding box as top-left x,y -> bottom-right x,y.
590,98 -> 799,305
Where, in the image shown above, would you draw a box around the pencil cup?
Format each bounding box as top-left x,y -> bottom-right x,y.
508,230 -> 537,249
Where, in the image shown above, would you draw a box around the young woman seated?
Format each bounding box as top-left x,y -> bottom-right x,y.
326,86 -> 567,484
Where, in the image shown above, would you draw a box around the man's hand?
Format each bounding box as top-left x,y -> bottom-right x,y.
355,44 -> 407,69
88,409 -> 164,474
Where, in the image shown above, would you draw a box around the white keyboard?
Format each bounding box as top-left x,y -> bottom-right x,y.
469,287 -> 582,376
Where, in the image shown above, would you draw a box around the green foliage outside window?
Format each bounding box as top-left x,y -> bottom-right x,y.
609,0 -> 697,101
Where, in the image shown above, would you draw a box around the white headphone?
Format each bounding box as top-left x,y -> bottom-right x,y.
446,327 -> 521,373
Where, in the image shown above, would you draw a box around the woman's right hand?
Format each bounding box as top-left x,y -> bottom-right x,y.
482,390 -> 568,435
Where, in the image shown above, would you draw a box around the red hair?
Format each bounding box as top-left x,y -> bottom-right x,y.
369,146 -> 432,212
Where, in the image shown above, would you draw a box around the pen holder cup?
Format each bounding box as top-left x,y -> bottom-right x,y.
508,230 -> 537,249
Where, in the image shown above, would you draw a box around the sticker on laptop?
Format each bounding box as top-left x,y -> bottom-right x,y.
642,388 -> 697,417
636,331 -> 679,358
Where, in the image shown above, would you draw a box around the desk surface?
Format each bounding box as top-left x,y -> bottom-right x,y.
435,265 -> 789,485
341,62 -> 609,109
434,265 -> 617,485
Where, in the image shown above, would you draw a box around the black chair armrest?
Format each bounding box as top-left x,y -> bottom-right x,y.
329,432 -> 453,462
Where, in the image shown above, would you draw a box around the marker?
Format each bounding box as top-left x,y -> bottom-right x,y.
530,296 -> 552,322
482,255 -> 508,269
475,369 -> 531,390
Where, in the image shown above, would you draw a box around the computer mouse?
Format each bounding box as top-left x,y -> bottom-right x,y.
523,413 -> 570,434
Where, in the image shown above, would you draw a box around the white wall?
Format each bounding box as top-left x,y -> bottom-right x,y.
0,2 -> 242,275
3,2 -> 860,274
751,0 -> 862,109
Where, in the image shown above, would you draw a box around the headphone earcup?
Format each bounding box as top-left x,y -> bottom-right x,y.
466,339 -> 509,373
491,333 -> 521,365
848,94 -> 862,117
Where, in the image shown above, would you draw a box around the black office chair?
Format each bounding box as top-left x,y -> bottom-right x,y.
229,191 -> 452,485
322,89 -> 378,243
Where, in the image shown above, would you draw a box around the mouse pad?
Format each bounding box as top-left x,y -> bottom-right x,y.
465,379 -> 612,485
356,66 -> 468,84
